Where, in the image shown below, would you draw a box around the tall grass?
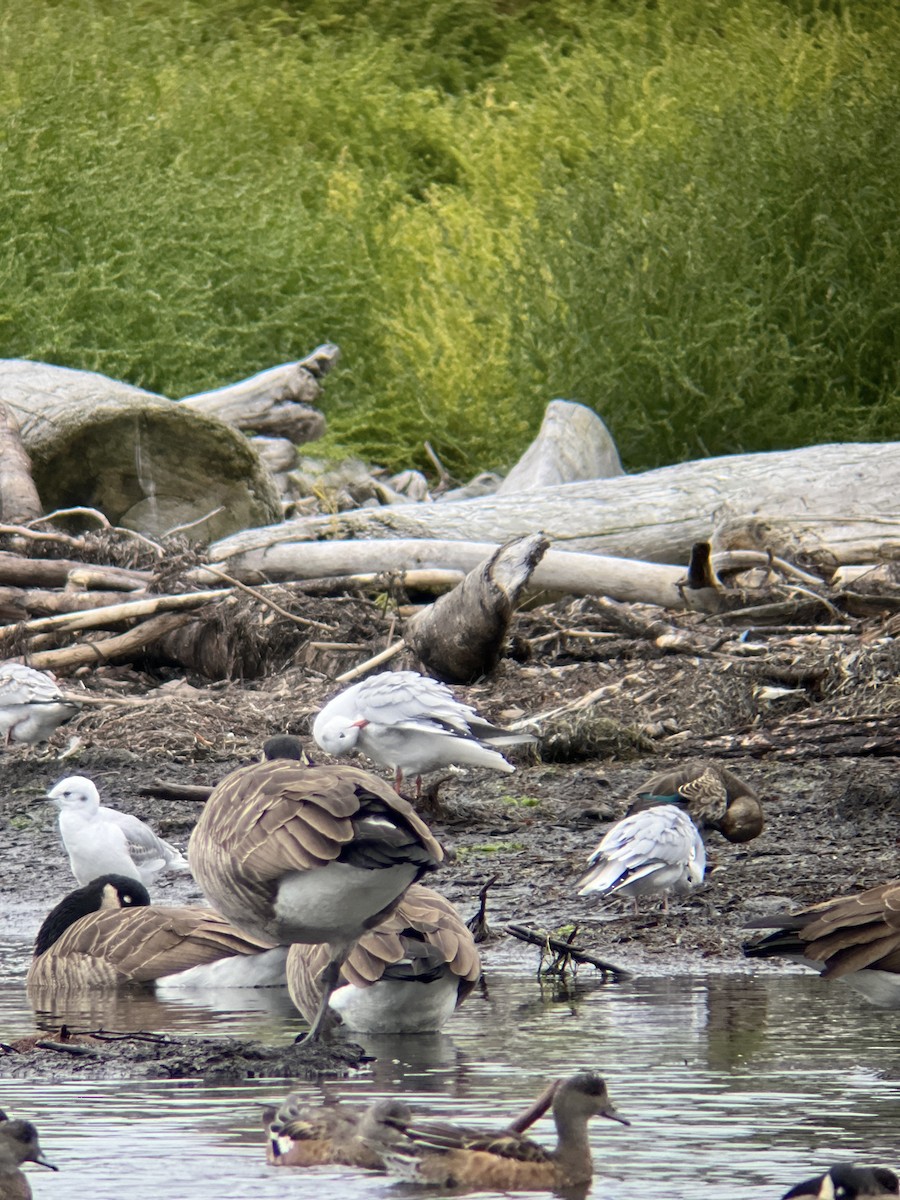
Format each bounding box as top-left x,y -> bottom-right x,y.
0,0 -> 896,475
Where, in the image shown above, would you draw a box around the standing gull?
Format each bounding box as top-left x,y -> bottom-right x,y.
313,670 -> 535,793
578,805 -> 706,913
0,661 -> 80,747
48,775 -> 190,887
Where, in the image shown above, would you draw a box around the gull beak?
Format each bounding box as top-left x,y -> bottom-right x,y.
351,719 -> 370,729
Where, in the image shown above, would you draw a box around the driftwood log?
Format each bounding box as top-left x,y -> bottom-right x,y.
495,400 -> 623,494
0,404 -> 43,524
197,539 -> 690,608
177,343 -> 337,443
0,353 -> 333,541
406,533 -> 550,682
207,442 -> 900,568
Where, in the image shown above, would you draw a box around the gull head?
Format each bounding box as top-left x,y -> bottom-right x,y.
313,714 -> 367,758
47,775 -> 101,815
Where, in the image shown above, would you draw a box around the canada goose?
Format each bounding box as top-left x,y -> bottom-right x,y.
187,757 -> 443,1041
626,761 -> 764,844
0,661 -> 79,747
371,1071 -> 628,1190
0,1118 -> 57,1200
285,884 -> 480,1033
744,880 -> 900,1006
264,1096 -> 413,1168
782,1163 -> 900,1198
312,670 -> 534,793
26,874 -> 286,990
578,805 -> 706,913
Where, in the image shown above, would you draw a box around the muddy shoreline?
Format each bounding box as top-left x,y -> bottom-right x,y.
1,597 -> 897,1078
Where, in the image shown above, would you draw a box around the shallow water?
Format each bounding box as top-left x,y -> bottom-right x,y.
2,946 -> 899,1199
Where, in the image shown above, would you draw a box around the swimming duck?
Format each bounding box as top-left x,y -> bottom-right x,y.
48,775 -> 190,886
285,883 -> 480,1033
312,670 -> 534,794
264,1096 -> 413,1168
782,1163 -> 900,1198
627,761 -> 764,844
26,874 -> 286,990
744,880 -> 900,1006
0,661 -> 80,747
0,1118 -> 57,1200
187,757 -> 443,1041
371,1071 -> 628,1190
578,805 -> 706,913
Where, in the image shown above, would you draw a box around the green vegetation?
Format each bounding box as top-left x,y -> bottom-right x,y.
1,1 -> 897,476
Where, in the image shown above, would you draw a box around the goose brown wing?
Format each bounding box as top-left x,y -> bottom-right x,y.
193,761 -> 441,878
28,906 -> 275,986
797,882 -> 900,978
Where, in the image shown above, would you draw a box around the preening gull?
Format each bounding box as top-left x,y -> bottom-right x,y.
313,670 -> 535,791
578,804 -> 706,912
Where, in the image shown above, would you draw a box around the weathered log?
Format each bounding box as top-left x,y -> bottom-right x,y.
0,551 -> 151,591
0,359 -> 281,541
406,534 -> 550,682
208,442 -> 900,567
197,539 -> 689,608
178,344 -> 336,443
0,404 -> 42,523
0,589 -> 230,642
25,611 -> 195,671
0,586 -> 146,623
496,400 -> 623,494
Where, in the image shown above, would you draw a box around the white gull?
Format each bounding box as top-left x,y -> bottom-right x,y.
0,662 -> 80,746
578,804 -> 706,912
312,669 -> 535,791
48,775 -> 190,887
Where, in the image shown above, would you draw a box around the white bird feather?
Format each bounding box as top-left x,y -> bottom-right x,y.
578,805 -> 706,910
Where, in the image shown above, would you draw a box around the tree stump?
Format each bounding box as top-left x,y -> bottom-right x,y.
0,360 -> 281,541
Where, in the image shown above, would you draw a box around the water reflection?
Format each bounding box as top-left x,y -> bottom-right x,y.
1,960 -> 899,1200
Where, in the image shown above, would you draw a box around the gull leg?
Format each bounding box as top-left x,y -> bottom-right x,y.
294,956 -> 343,1045
393,766 -> 404,793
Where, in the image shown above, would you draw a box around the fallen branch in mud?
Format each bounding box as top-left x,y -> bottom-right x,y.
665,713 -> 900,761
506,924 -> 630,981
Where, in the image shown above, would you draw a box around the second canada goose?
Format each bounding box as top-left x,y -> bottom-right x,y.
744,880 -> 900,1006
371,1071 -> 628,1190
627,761 -> 764,844
0,1117 -> 57,1200
188,757 -> 443,1041
286,884 -> 480,1033
26,874 -> 286,990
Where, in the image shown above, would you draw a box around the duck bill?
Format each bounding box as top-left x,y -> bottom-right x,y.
600,1104 -> 630,1127
35,1153 -> 58,1171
